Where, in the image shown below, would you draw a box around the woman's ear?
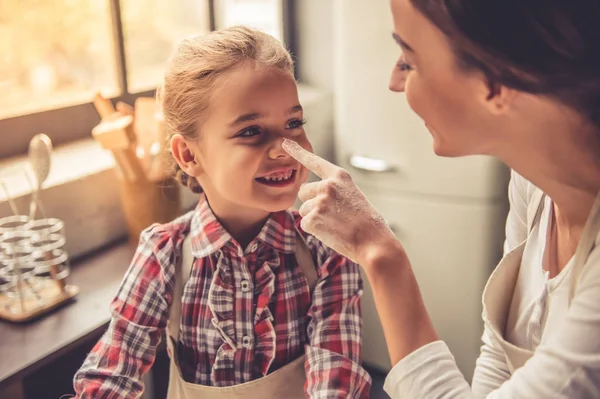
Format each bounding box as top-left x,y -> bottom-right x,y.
170,134 -> 204,177
480,78 -> 519,116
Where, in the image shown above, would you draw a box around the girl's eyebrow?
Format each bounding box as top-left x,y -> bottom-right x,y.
229,112 -> 262,127
228,105 -> 303,127
288,105 -> 303,114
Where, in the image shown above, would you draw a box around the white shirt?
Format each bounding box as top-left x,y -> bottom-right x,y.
505,195 -> 574,353
383,171 -> 600,398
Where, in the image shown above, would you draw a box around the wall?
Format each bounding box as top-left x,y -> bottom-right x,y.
295,0 -> 335,93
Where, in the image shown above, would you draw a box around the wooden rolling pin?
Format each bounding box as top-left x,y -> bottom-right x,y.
92,115 -> 146,182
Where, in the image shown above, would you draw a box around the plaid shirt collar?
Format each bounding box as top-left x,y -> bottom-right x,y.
189,194 -> 297,258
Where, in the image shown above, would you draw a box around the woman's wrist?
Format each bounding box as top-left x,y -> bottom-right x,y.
358,234 -> 439,364
359,233 -> 409,277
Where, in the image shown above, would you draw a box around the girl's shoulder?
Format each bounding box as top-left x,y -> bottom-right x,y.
138,209 -> 194,266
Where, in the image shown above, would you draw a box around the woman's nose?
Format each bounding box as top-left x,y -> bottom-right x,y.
389,66 -> 407,93
389,55 -> 408,93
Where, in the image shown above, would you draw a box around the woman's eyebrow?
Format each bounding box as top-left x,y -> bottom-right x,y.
393,32 -> 415,53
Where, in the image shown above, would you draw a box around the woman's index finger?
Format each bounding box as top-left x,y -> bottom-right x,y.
282,139 -> 337,179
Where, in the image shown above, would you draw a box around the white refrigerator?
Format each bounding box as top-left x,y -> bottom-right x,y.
332,0 -> 509,381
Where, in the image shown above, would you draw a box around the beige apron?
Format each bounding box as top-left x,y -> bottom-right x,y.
483,188 -> 600,373
165,228 -> 318,399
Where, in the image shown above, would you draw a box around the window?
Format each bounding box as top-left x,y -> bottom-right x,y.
120,1 -> 211,93
215,0 -> 284,42
0,1 -> 119,120
0,0 -> 293,159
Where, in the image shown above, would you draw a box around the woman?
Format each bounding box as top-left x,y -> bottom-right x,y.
283,0 -> 600,397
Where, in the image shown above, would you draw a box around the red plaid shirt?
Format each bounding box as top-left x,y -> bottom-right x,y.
74,196 -> 371,398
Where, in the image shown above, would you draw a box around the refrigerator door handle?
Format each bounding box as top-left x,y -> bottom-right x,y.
348,154 -> 396,173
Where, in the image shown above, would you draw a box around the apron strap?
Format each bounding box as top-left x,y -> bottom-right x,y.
168,222 -> 319,342
526,185 -> 545,234
294,228 -> 318,293
568,191 -> 600,303
168,233 -> 193,341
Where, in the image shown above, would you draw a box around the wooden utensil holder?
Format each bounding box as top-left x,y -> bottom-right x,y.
118,175 -> 181,246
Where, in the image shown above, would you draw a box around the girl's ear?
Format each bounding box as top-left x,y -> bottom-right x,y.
170,134 -> 204,177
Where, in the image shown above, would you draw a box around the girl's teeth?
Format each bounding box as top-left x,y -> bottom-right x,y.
263,170 -> 292,181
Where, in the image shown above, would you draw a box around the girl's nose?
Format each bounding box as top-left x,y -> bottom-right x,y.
268,136 -> 290,159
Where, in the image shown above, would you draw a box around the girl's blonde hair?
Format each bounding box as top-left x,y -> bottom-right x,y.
158,26 -> 295,193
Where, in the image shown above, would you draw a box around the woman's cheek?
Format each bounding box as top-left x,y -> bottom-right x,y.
404,75 -> 426,122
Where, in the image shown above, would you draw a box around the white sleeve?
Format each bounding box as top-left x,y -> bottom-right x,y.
383,341 -> 473,398
470,325 -> 511,397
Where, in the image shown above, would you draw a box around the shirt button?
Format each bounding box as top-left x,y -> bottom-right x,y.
242,335 -> 253,348
250,243 -> 258,252
240,280 -> 251,292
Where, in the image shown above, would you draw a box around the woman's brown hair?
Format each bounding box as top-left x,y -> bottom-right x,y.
412,0 -> 600,126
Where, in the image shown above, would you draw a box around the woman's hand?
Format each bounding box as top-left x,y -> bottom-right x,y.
283,139 -> 400,266
284,140 -> 439,365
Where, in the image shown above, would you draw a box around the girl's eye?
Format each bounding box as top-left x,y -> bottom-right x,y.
237,126 -> 261,138
287,118 -> 307,129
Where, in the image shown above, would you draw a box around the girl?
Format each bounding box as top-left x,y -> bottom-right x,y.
73,26 -> 371,398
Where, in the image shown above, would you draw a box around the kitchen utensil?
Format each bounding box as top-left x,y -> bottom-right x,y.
118,175 -> 180,246
146,111 -> 168,181
92,115 -> 146,182
134,97 -> 157,140
146,141 -> 165,181
0,230 -> 34,313
134,97 -> 159,169
93,92 -> 116,119
28,218 -> 67,292
27,134 -> 52,220
116,101 -> 135,117
0,180 -> 19,216
0,216 -> 77,322
31,234 -> 67,292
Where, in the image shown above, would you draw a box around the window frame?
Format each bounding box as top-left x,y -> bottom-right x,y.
0,0 -> 296,159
